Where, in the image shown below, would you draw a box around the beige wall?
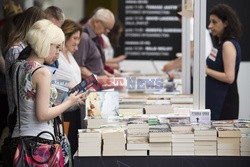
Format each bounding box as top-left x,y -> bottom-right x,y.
23,0 -> 84,22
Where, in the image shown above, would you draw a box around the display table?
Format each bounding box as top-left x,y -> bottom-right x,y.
74,156 -> 250,167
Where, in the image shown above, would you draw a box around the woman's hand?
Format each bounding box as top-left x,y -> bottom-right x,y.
67,91 -> 83,106
78,92 -> 87,105
205,65 -> 208,74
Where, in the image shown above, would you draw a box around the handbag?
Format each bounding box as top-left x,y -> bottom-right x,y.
13,131 -> 64,167
54,116 -> 72,167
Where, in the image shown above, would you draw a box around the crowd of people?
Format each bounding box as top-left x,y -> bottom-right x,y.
0,1 -> 243,166
0,3 -> 126,166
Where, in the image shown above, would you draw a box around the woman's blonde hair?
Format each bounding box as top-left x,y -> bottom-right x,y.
26,19 -> 65,58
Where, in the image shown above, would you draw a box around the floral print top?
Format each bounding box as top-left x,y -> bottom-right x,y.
20,61 -> 57,106
12,61 -> 58,140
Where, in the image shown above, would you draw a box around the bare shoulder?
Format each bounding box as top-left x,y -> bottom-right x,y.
32,67 -> 51,79
222,41 -> 236,59
223,41 -> 235,48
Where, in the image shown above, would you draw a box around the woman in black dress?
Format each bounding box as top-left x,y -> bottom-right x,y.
206,4 -> 243,120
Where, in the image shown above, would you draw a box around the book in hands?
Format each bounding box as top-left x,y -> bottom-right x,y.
46,66 -> 71,105
68,74 -> 98,95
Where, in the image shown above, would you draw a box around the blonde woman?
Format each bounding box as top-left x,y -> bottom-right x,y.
3,19 -> 84,166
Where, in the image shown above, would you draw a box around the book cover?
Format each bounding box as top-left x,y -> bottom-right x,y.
190,109 -> 211,125
85,91 -> 119,118
46,66 -> 71,105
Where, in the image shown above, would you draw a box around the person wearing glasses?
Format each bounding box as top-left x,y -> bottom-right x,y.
74,8 -> 115,85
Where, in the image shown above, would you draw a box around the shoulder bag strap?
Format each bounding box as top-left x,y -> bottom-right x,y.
15,65 -> 21,130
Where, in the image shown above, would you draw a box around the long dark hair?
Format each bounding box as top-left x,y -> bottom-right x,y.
209,4 -> 243,43
4,6 -> 46,54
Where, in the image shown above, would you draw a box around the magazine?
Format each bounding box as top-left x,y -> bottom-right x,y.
46,66 -> 71,105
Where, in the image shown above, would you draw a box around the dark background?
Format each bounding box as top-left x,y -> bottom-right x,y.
1,0 -> 249,61
119,0 -> 182,60
118,0 -> 249,61
206,0 -> 249,61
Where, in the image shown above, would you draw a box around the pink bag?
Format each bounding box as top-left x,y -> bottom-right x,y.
13,131 -> 64,167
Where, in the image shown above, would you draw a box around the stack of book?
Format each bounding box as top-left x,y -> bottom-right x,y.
102,128 -> 126,156
149,124 -> 172,155
144,104 -> 173,114
167,113 -> 190,124
126,143 -> 149,156
119,108 -> 143,116
234,120 -> 250,156
212,120 -> 234,128
170,96 -> 193,104
87,118 -> 108,129
119,99 -> 147,109
217,127 -> 241,156
148,117 -> 159,126
194,127 -> 217,155
126,120 -> 149,156
240,134 -> 250,156
171,123 -> 194,155
149,124 -> 172,143
171,103 -> 193,109
170,123 -> 193,133
146,100 -> 171,105
77,129 -> 101,156
158,115 -> 170,124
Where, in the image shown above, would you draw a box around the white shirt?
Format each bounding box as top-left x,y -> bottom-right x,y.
189,17 -> 212,58
102,34 -> 114,60
58,51 -> 81,86
189,18 -> 213,74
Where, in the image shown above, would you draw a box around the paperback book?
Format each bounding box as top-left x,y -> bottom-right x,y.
85,91 -> 119,118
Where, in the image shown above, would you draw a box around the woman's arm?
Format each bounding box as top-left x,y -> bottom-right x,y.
106,55 -> 127,64
206,41 -> 236,84
162,57 -> 182,72
33,68 -> 81,122
0,55 -> 5,74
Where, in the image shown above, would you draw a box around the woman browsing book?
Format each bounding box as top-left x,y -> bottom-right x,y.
57,19 -> 89,156
3,19 -> 85,166
58,19 -> 82,87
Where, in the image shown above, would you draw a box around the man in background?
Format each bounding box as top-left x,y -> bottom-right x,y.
74,8 -> 115,85
45,6 -> 65,27
44,6 -> 65,68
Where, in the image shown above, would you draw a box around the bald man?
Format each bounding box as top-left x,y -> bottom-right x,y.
74,8 -> 115,83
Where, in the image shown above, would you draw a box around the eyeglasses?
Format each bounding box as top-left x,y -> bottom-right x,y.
100,21 -> 110,33
51,44 -> 63,51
